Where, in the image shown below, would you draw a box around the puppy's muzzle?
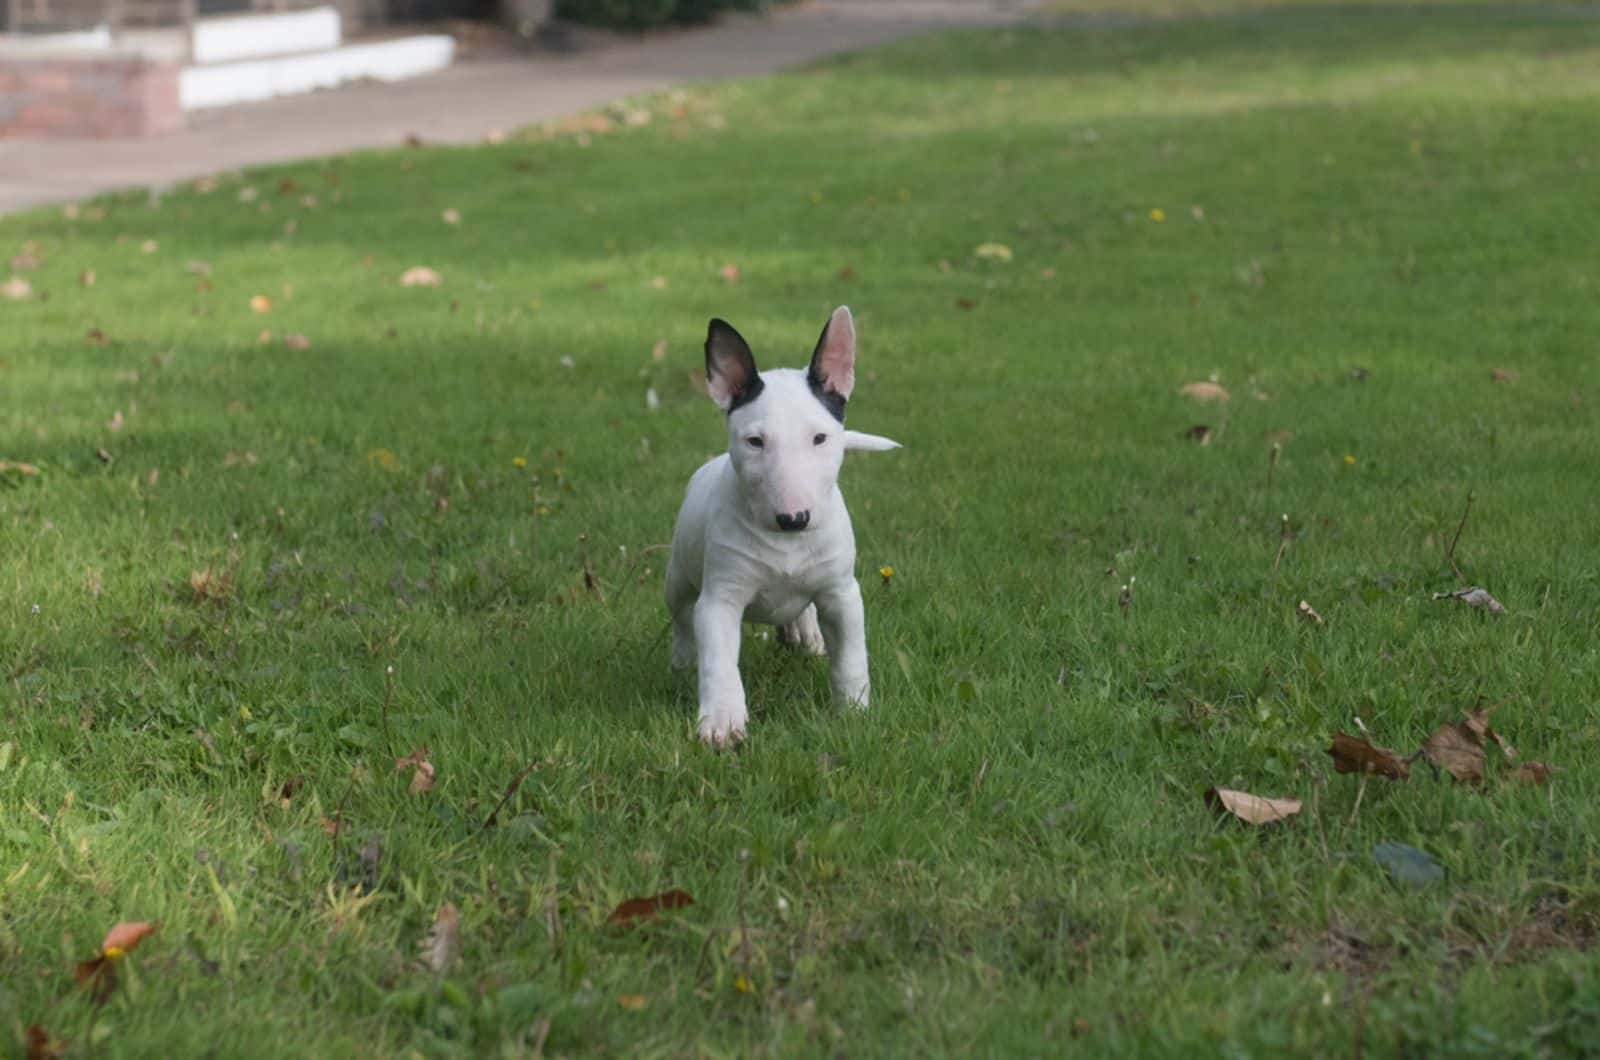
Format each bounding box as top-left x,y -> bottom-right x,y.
775,510 -> 811,532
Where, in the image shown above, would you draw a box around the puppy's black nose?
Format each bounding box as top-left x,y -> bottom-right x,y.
775,510 -> 810,532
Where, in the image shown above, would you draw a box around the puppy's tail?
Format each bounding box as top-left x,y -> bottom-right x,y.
843,430 -> 901,452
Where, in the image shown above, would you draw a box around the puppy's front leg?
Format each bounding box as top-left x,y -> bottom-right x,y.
693,596 -> 748,745
816,578 -> 870,709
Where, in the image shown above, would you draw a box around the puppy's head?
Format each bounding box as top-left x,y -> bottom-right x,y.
704,306 -> 897,533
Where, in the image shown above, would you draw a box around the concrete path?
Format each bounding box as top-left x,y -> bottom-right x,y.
0,0 -> 1034,216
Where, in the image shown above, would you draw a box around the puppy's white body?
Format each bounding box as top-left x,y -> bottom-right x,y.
665,312 -> 896,745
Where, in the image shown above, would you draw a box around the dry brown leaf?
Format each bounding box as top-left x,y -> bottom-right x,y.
106,410 -> 124,433
618,994 -> 648,1011
74,921 -> 158,1005
188,566 -> 233,604
420,902 -> 460,972
100,922 -> 158,955
1462,704 -> 1516,760
0,460 -> 40,476
1505,761 -> 1557,786
441,208 -> 461,225
606,889 -> 695,927
85,328 -> 107,345
284,334 -> 311,351
395,747 -> 435,795
1205,787 -> 1301,825
719,263 -> 740,283
256,329 -> 273,344
140,240 -> 158,254
401,266 -> 442,288
24,1024 -> 65,1060
1327,732 -> 1410,780
1180,381 -> 1230,403
1422,721 -> 1484,784
1183,425 -> 1212,446
95,447 -> 113,464
1297,600 -> 1324,625
249,294 -> 273,314
80,269 -> 96,287
1432,586 -> 1506,614
837,265 -> 857,281
1490,368 -> 1519,383
955,297 -> 977,310
651,339 -> 669,362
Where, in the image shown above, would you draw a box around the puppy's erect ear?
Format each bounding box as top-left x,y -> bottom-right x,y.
807,305 -> 855,423
705,318 -> 763,413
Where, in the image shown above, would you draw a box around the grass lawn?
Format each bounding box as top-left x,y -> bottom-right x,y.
5,4 -> 1600,1056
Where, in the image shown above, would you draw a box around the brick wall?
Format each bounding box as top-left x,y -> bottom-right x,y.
0,55 -> 183,137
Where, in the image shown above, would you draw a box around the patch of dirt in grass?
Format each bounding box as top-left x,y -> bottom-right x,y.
1448,894 -> 1598,967
1311,924 -> 1389,980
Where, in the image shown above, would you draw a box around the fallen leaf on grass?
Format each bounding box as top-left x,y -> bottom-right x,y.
419,902 -> 460,972
1462,704 -> 1516,760
1183,425 -> 1212,446
441,208 -> 461,225
837,265 -> 857,281
955,297 -> 977,310
1506,761 -> 1558,785
278,774 -> 307,806
86,328 -> 108,345
1490,368 -> 1519,383
1327,732 -> 1410,780
401,266 -> 442,288
1297,600 -> 1324,625
1,276 -> 33,300
284,333 -> 311,350
1421,720 -> 1485,784
24,1024 -> 64,1060
95,447 -> 113,464
140,240 -> 159,254
618,994 -> 648,1011
80,269 -> 97,287
249,294 -> 272,313
0,460 -> 40,477
74,921 -> 159,1005
1432,586 -> 1505,614
395,747 -> 435,795
222,450 -> 258,468
1180,381 -> 1230,403
1373,841 -> 1443,888
1205,787 -> 1301,825
719,263 -> 740,283
606,889 -> 695,927
188,566 -> 233,604
974,242 -> 1014,263
106,410 -> 123,433
651,339 -> 668,362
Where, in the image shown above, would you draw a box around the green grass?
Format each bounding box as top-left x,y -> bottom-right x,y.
5,5 -> 1600,1056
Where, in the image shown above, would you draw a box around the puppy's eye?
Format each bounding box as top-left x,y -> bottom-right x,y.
745,436 -> 765,449
812,434 -> 828,446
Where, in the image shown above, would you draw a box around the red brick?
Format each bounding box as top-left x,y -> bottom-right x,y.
0,57 -> 184,138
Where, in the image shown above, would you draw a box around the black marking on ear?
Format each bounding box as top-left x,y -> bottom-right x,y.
728,375 -> 765,413
706,318 -> 764,413
808,374 -> 846,423
807,317 -> 847,423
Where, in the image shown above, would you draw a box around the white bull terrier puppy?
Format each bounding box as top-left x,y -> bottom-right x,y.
665,306 -> 900,746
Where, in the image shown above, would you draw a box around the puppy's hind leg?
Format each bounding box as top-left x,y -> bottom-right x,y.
777,603 -> 827,657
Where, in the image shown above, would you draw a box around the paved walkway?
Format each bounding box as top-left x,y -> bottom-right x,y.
0,0 -> 1034,216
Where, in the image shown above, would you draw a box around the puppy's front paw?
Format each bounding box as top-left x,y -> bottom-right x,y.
697,706 -> 748,747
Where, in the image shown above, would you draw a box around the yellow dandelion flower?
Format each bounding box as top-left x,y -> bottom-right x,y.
513,456 -> 527,469
1343,454 -> 1356,465
879,565 -> 894,583
103,945 -> 126,960
1149,208 -> 1166,222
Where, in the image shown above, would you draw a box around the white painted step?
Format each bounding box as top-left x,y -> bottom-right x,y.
191,6 -> 342,64
179,34 -> 455,111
